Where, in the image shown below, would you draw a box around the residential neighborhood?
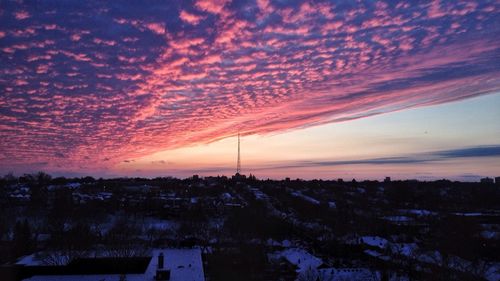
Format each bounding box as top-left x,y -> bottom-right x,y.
1,173 -> 499,280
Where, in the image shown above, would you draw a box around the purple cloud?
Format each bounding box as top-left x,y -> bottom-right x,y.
1,0 -> 500,174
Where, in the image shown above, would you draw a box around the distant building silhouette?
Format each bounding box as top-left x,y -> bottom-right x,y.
496,177 -> 500,186
480,177 -> 494,184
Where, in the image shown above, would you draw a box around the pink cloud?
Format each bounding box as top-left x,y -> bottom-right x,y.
145,22 -> 165,35
179,10 -> 205,25
195,0 -> 231,15
43,24 -> 57,30
70,34 -> 82,41
14,10 -> 30,20
427,1 -> 446,18
93,38 -> 116,46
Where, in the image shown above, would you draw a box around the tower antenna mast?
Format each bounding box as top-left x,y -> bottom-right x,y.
236,132 -> 241,174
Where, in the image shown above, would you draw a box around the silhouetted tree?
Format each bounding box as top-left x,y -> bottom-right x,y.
2,172 -> 17,186
24,172 -> 51,207
82,176 -> 95,183
51,188 -> 74,220
105,217 -> 146,257
13,219 -> 34,258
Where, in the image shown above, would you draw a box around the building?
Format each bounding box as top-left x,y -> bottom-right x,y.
495,177 -> 500,185
480,177 -> 494,184
12,248 -> 204,281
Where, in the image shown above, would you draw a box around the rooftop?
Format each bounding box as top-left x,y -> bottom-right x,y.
21,248 -> 205,281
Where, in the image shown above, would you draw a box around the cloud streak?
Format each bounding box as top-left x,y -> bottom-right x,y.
253,145 -> 500,170
1,0 -> 500,174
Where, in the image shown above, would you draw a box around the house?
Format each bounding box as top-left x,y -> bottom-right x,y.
12,248 -> 205,281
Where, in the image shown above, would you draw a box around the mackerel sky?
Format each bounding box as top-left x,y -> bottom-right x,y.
1,0 -> 500,179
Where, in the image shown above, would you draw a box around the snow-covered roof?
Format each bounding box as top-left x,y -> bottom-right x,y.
361,236 -> 389,249
24,273 -> 145,281
271,248 -> 322,272
22,248 -> 205,281
145,248 -> 204,281
16,254 -> 45,266
66,182 -> 81,189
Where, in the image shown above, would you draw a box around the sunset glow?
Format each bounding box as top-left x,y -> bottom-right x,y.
1,0 -> 500,179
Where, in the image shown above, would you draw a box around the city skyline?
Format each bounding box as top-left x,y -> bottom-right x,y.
1,0 -> 500,180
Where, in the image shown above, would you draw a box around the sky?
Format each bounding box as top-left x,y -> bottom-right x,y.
1,0 -> 500,180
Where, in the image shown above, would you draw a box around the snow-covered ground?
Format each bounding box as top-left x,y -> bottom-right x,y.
140,217 -> 178,231
399,209 -> 437,216
290,191 -> 320,205
248,187 -> 267,200
317,267 -> 379,281
364,240 -> 500,281
382,216 -> 413,223
484,263 -> 500,281
328,201 -> 337,208
451,212 -> 485,216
